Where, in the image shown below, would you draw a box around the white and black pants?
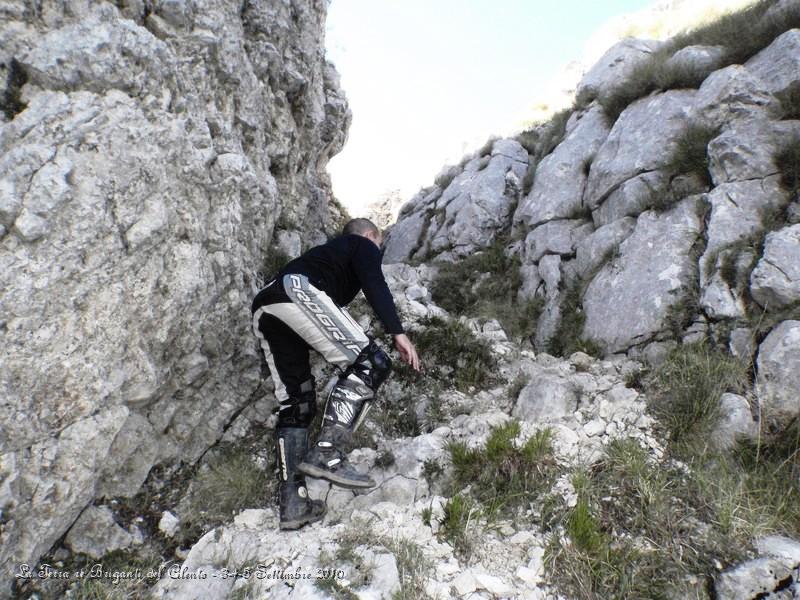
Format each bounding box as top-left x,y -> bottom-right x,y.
252,274 -> 370,427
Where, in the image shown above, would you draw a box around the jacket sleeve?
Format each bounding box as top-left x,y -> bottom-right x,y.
351,238 -> 405,334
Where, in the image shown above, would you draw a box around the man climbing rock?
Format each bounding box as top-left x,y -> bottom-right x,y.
251,218 -> 421,530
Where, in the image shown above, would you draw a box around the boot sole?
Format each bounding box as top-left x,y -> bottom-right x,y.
297,462 -> 376,489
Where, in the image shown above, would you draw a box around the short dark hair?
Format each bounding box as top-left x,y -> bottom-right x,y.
342,218 -> 380,237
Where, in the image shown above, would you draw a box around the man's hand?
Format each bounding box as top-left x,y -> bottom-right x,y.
393,333 -> 420,372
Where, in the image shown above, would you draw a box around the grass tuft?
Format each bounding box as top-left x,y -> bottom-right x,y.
663,122 -> 719,186
439,493 -> 480,557
448,421 -> 557,515
1,59 -> 28,121
184,445 -> 271,526
776,81 -> 800,121
430,237 -> 544,341
547,284 -> 603,358
648,343 -> 749,450
775,135 -> 800,194
412,316 -> 497,392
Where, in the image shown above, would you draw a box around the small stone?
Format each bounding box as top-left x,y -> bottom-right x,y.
158,511 -> 180,538
509,531 -> 535,546
516,565 -> 541,587
13,210 -> 49,242
65,506 -> 135,558
583,419 -> 606,437
452,571 -> 477,595
232,509 -> 269,529
474,572 -> 513,596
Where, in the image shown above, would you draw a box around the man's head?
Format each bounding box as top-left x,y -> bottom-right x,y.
342,218 -> 383,249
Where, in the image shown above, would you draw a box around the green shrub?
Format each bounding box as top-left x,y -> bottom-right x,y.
261,247 -> 291,281
515,108 -> 573,161
67,549 -> 162,600
184,445 -> 271,525
598,59 -> 665,122
430,237 -> 542,341
565,497 -> 607,555
1,60 -> 28,120
663,123 -> 719,186
390,537 -> 434,600
663,283 -> 702,340
547,284 -> 602,358
546,439 -> 746,599
776,81 -> 800,121
448,421 -> 557,514
439,493 -> 479,557
775,135 -> 800,193
422,458 -> 444,487
413,316 -> 496,391
649,343 -> 749,450
324,523 -> 434,600
372,389 -> 421,438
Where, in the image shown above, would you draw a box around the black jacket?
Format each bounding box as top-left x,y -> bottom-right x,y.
254,234 -> 404,334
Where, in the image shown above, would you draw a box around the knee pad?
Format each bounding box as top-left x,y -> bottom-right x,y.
276,378 -> 317,428
344,340 -> 392,392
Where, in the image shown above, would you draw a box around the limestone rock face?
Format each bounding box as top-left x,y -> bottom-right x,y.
700,178 -> 787,283
582,198 -> 705,354
693,65 -> 780,129
664,45 -> 726,83
756,320 -> 800,421
514,104 -> 610,227
64,505 -> 141,559
0,0 -> 348,581
382,139 -> 528,263
584,89 -> 697,209
745,28 -> 800,96
708,117 -> 800,184
750,225 -> 800,309
576,38 -> 663,105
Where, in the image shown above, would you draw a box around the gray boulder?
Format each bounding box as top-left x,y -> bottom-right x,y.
750,225 -> 800,310
514,104 -> 610,227
715,556 -> 798,600
575,217 -> 636,279
65,505 -> 140,559
708,118 -> 800,185
533,254 -> 564,351
700,178 -> 787,281
426,140 -> 528,257
522,219 -> 593,263
18,9 -> 174,98
693,65 -> 781,128
382,187 -> 442,263
700,261 -> 748,320
716,534 -> 800,600
583,197 -> 705,354
729,328 -> 756,362
746,28 -> 800,96
711,393 -> 757,451
512,373 -> 578,423
2,407 -> 129,577
386,139 -> 528,262
664,45 -> 725,85
576,38 -> 663,104
592,171 -> 669,226
756,320 -> 800,421
585,89 -> 697,209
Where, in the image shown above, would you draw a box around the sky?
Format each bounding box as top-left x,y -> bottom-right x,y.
324,0 -> 655,215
